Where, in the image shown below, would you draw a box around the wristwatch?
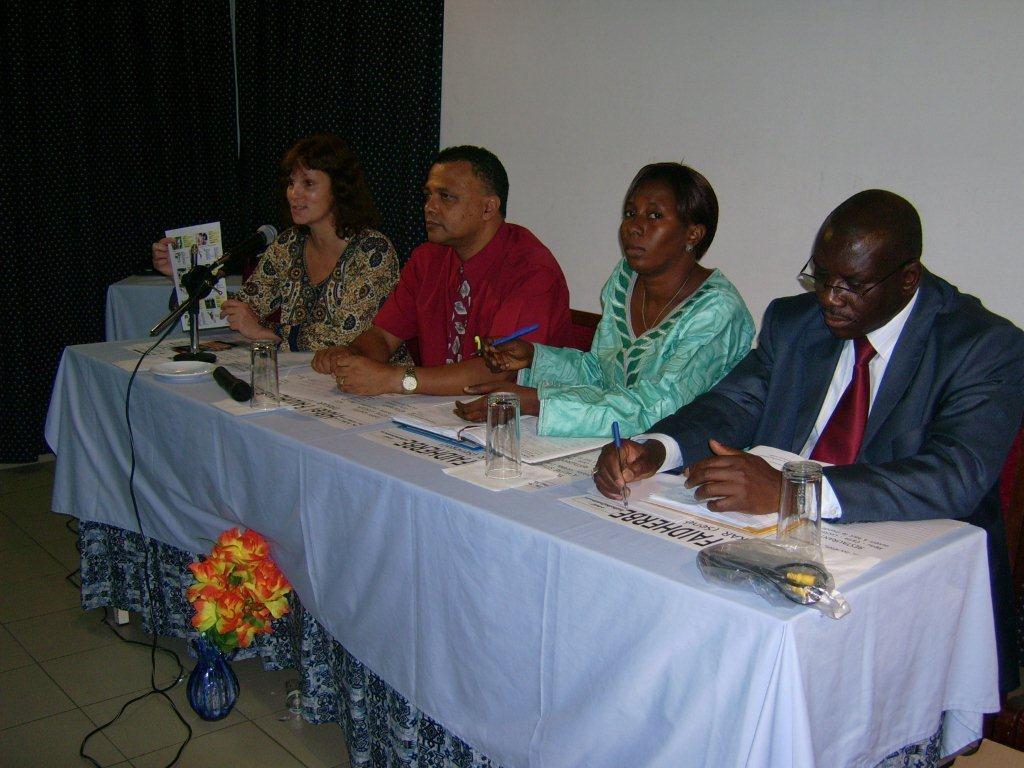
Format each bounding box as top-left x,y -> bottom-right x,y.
401,366 -> 418,393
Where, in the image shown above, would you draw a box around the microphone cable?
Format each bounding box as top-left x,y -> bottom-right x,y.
79,324 -> 193,767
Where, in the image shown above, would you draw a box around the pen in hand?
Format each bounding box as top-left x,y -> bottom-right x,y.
612,421 -> 629,510
491,323 -> 540,346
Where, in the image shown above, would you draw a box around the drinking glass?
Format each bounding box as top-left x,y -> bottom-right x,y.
250,341 -> 280,410
777,461 -> 823,552
485,392 -> 522,479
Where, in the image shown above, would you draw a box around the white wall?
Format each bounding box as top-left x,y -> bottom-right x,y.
441,1 -> 1024,328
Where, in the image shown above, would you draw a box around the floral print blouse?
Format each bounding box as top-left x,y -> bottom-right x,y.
239,227 -> 400,352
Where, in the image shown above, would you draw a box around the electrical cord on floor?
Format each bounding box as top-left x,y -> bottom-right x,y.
79,328 -> 194,768
97,606 -> 186,677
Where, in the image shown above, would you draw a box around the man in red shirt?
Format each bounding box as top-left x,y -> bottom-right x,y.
312,146 -> 573,395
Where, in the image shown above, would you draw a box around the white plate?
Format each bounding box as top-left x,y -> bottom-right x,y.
151,360 -> 216,380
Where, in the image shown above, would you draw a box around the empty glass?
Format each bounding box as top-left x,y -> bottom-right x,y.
250,341 -> 280,410
777,461 -> 823,553
485,392 -> 522,479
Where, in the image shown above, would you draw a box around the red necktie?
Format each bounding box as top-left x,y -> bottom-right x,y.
810,337 -> 877,465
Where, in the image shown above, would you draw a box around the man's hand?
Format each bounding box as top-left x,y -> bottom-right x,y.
333,355 -> 401,395
684,439 -> 782,513
593,439 -> 666,500
152,236 -> 175,277
454,382 -> 539,422
312,345 -> 356,374
479,339 -> 534,374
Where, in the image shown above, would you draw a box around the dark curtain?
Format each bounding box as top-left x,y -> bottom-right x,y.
234,1 -> 443,262
0,1 -> 443,463
0,1 -> 238,462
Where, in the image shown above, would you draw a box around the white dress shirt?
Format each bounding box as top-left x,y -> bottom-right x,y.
643,290 -> 920,518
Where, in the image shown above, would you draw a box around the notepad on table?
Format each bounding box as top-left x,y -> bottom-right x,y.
391,402 -> 608,463
645,476 -> 777,535
642,446 -> 830,535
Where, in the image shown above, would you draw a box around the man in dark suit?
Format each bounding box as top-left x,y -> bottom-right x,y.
595,189 -> 1024,690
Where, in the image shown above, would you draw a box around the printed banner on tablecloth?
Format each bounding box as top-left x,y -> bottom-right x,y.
360,427 -> 480,467
562,494 -> 748,548
563,492 -> 965,585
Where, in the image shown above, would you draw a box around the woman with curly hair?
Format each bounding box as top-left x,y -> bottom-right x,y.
153,133 -> 401,351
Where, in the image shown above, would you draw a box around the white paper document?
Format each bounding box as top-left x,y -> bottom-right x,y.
518,449 -> 602,492
391,402 -> 607,463
278,370 -> 411,428
443,460 -> 559,491
645,473 -> 777,533
208,398 -> 291,416
165,222 -> 230,331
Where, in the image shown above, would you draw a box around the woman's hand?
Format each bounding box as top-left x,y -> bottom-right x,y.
220,298 -> 276,341
152,236 -> 175,277
479,339 -> 534,373
455,382 -> 540,422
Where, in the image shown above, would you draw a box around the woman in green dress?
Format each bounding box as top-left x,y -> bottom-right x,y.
455,162 -> 754,437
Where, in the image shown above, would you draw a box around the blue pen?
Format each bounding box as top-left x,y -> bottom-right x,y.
492,323 -> 540,346
612,421 -> 630,510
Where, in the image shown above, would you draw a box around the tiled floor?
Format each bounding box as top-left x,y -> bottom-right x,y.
9,457 -> 1024,768
0,460 -> 350,768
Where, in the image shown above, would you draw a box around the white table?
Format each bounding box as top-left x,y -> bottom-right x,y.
104,274 -> 242,341
45,339 -> 1001,767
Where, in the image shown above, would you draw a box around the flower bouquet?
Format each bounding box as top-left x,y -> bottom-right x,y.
185,527 -> 292,720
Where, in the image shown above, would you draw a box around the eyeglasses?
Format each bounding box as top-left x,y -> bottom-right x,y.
797,257 -> 918,299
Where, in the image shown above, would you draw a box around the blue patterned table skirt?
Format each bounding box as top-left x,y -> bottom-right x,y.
79,520 -> 495,768
77,520 -> 940,768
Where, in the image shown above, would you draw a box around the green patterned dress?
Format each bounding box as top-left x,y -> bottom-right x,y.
520,261 -> 754,437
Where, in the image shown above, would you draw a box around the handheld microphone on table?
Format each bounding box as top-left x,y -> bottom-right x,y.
213,366 -> 253,402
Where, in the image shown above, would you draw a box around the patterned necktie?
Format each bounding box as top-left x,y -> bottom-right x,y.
446,266 -> 471,364
810,337 -> 877,465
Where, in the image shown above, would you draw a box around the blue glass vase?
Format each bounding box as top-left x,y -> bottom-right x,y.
187,636 -> 239,721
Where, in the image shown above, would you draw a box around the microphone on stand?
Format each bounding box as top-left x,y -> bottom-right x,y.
180,224 -> 278,296
210,224 -> 278,278
152,225 -> 279,341
213,367 -> 253,402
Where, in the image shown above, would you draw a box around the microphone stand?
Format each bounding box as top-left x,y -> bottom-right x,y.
148,256 -> 222,363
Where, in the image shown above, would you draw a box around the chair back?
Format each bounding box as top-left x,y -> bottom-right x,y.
1000,426 -> 1024,602
986,424 -> 1024,748
569,309 -> 601,352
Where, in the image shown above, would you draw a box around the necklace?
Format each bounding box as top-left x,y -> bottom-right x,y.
640,264 -> 698,334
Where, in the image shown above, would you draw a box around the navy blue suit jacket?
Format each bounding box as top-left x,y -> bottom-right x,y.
650,270 -> 1024,689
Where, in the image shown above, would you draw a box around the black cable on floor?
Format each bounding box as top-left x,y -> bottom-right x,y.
79,329 -> 193,768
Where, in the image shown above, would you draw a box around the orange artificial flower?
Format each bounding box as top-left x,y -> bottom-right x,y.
188,527 -> 292,654
212,589 -> 244,636
191,598 -> 219,633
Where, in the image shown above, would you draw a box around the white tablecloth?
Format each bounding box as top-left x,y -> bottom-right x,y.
104,274 -> 242,341
45,340 -> 1001,768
